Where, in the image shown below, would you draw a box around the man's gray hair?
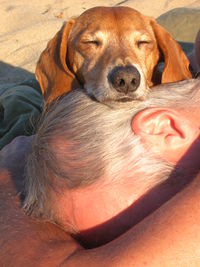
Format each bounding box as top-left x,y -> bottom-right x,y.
23,79 -> 200,219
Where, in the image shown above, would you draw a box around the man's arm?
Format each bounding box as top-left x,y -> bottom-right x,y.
64,173 -> 200,266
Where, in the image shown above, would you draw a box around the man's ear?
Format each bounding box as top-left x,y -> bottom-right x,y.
132,108 -> 198,164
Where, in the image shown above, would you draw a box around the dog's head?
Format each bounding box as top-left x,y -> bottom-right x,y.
36,6 -> 191,104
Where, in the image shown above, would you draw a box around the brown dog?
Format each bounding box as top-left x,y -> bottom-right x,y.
36,6 -> 192,104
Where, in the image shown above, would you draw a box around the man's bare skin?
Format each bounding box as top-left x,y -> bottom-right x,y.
0,136 -> 81,266
1,136 -> 200,266
1,123 -> 200,265
1,79 -> 200,266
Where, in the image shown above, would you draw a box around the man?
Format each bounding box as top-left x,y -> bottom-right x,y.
1,78 -> 200,266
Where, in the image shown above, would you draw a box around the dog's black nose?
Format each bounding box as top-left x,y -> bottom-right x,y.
108,66 -> 141,93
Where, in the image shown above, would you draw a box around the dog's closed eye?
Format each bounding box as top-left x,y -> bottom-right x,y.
81,39 -> 101,47
136,40 -> 152,49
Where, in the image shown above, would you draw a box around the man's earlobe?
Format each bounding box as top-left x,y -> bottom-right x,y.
131,108 -> 199,163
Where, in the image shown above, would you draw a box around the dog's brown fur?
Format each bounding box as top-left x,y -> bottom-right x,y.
36,6 -> 191,104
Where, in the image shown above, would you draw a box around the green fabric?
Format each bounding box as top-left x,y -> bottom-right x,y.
157,7 -> 200,43
0,79 -> 43,150
178,41 -> 194,56
157,7 -> 200,74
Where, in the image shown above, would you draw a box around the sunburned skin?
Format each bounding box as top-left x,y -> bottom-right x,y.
1,79 -> 200,266
1,116 -> 200,266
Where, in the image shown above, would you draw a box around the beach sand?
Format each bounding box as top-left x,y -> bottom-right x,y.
0,0 -> 200,85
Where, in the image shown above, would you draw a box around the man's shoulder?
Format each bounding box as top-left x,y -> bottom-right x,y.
0,184 -> 81,267
0,217 -> 81,267
0,135 -> 81,266
0,135 -> 33,167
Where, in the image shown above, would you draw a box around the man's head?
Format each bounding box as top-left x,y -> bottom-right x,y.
24,79 -> 200,247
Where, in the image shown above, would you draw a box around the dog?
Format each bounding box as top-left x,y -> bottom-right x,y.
36,6 -> 192,104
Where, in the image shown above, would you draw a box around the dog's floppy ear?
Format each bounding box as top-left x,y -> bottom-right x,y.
151,20 -> 192,83
35,20 -> 79,104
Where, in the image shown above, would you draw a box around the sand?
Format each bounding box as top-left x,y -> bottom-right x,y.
0,0 -> 200,85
